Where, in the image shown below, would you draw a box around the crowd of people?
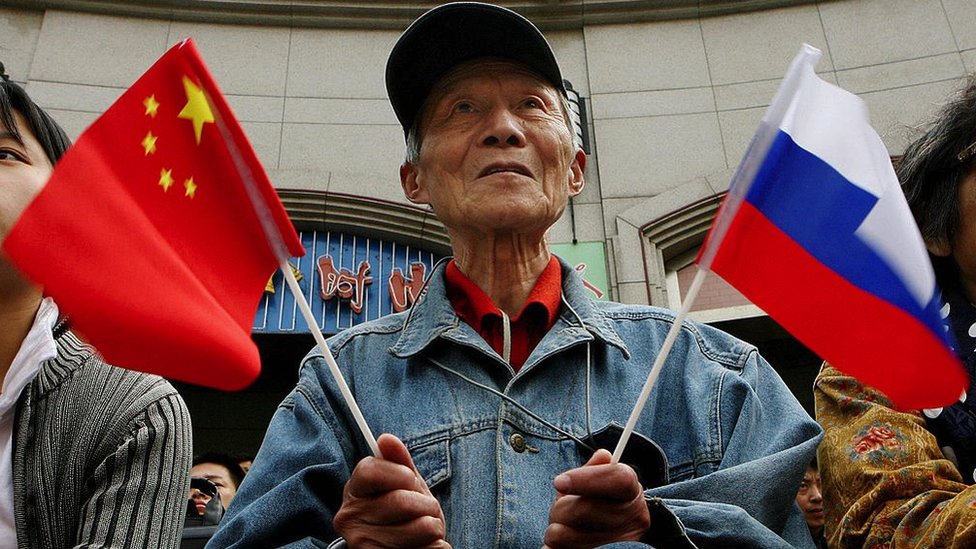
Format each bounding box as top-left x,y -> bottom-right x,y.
1,1 -> 975,547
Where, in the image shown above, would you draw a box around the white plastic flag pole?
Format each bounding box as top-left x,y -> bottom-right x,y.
610,44 -> 823,464
281,260 -> 381,458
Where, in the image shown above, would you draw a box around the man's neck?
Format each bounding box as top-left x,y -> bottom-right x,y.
451,233 -> 551,316
0,287 -> 44,386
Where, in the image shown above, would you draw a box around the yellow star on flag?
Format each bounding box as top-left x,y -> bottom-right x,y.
142,131 -> 158,155
178,76 -> 214,145
159,168 -> 174,192
184,176 -> 198,199
143,95 -> 160,118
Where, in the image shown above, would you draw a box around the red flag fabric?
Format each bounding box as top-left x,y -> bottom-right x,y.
2,39 -> 305,390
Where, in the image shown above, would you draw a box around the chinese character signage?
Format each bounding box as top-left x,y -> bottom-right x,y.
255,235 -> 610,334
255,230 -> 443,333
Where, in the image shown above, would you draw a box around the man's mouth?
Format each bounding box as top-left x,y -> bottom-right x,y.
479,163 -> 532,178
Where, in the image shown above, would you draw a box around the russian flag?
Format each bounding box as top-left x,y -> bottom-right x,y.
700,45 -> 965,410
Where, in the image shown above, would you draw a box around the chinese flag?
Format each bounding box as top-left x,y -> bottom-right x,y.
2,39 -> 305,390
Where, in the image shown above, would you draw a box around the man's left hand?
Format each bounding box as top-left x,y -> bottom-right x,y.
543,449 -> 650,549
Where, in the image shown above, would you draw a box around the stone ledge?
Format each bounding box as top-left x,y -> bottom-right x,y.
6,1 -> 819,30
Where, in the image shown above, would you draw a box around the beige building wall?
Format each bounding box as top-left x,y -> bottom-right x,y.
2,0 -> 975,314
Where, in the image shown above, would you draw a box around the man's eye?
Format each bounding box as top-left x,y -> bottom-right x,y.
0,149 -> 24,162
454,101 -> 474,113
522,98 -> 542,109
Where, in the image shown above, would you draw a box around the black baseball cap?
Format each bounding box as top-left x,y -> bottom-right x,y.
385,2 -> 565,137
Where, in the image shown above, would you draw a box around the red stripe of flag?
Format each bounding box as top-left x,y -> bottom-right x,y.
712,201 -> 965,409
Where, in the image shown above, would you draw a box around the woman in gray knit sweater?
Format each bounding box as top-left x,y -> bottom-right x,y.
0,63 -> 193,548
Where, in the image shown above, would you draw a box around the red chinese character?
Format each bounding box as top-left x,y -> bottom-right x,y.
389,262 -> 427,313
317,255 -> 373,314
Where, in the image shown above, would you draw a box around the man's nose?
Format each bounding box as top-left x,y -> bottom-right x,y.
809,485 -> 823,503
481,108 -> 526,148
188,488 -> 210,503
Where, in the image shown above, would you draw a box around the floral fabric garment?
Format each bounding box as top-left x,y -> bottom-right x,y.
815,364 -> 976,548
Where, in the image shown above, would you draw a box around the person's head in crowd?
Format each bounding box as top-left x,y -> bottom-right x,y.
189,452 -> 245,514
388,3 -> 586,252
0,63 -> 71,303
795,459 -> 824,538
899,75 -> 976,301
1,62 -> 194,548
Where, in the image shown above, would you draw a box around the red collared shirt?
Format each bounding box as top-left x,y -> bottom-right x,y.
445,257 -> 562,372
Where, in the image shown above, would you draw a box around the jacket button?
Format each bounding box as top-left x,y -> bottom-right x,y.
510,432 -> 527,453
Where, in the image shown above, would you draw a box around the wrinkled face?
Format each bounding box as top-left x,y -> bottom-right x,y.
795,467 -> 824,532
189,462 -> 237,512
400,59 -> 584,238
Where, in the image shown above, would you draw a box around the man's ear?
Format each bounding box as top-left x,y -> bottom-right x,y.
568,149 -> 586,197
926,235 -> 952,257
400,162 -> 428,204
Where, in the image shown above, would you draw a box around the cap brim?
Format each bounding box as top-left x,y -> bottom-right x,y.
386,2 -> 563,136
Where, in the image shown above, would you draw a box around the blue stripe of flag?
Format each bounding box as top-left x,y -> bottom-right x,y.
744,131 -> 948,344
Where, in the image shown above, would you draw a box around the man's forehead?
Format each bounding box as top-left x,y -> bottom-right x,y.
192,463 -> 230,476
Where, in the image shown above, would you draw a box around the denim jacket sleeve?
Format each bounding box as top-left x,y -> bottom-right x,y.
206,362 -> 358,549
645,347 -> 823,549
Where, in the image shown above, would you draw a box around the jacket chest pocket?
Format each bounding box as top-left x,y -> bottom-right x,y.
409,437 -> 451,491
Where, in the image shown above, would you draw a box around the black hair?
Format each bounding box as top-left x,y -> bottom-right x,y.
898,75 -> 976,286
192,452 -> 246,489
0,62 -> 71,165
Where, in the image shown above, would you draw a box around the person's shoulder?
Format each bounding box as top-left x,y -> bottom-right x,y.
593,300 -> 758,372
294,312 -> 412,380
321,310 -> 412,351
30,334 -> 190,448
45,332 -> 185,411
79,357 -> 181,397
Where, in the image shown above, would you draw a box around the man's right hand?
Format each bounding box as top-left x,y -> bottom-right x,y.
334,433 -> 451,548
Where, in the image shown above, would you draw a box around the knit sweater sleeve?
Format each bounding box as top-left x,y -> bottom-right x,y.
73,387 -> 193,548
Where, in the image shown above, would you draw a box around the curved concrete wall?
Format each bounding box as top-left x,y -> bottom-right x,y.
1,0 -> 974,306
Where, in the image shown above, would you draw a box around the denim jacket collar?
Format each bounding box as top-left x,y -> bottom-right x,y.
389,256 -> 630,362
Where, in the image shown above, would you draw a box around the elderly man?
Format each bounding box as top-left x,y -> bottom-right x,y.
209,3 -> 821,548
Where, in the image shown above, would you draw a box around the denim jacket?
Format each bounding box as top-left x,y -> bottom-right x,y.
208,258 -> 822,548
